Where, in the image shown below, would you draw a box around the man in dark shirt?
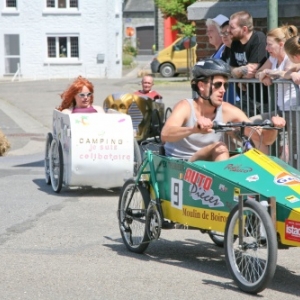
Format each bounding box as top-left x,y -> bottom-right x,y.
228,11 -> 268,116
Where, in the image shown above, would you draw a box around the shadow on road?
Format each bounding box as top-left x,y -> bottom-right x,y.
33,178 -> 121,197
15,159 -> 44,168
104,235 -> 300,296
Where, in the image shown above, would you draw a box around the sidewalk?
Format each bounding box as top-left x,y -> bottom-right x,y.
122,54 -> 153,78
0,60 -> 191,157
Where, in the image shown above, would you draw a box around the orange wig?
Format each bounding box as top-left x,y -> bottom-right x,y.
57,76 -> 94,111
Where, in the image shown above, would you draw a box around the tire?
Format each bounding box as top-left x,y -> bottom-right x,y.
49,139 -> 64,193
146,201 -> 162,240
208,231 -> 225,247
160,63 -> 175,78
150,109 -> 163,143
118,179 -> 150,253
133,138 -> 142,176
44,132 -> 53,185
164,107 -> 172,123
224,200 -> 277,294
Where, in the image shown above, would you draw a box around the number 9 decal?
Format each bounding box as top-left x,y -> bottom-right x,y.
171,178 -> 183,209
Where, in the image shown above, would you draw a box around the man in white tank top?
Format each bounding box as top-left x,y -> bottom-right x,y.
161,58 -> 286,162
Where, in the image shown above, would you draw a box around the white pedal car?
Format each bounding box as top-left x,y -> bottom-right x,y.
44,109 -> 141,193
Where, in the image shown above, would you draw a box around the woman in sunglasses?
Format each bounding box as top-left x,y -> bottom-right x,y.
161,58 -> 285,162
57,76 -> 104,114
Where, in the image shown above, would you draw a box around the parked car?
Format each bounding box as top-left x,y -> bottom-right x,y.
151,36 -> 196,78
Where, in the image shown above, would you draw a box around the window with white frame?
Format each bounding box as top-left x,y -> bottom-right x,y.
46,0 -> 78,8
47,36 -> 79,59
6,0 -> 17,8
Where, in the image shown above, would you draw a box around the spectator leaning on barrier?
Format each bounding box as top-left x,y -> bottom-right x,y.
254,25 -> 298,164
283,35 -> 300,85
206,14 -> 229,59
220,20 -> 238,105
220,21 -> 231,64
228,10 -> 268,116
283,35 -> 300,167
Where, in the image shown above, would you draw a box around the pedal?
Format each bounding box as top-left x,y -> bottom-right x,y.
120,223 -> 130,233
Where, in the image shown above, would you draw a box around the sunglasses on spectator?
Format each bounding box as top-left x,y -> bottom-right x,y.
77,92 -> 93,98
212,81 -> 229,90
220,32 -> 230,37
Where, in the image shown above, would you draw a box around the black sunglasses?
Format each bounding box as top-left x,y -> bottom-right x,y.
212,81 -> 229,90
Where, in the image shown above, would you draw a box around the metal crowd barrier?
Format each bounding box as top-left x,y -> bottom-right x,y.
224,78 -> 300,170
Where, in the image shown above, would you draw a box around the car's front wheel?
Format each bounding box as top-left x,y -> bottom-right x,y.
160,63 -> 175,78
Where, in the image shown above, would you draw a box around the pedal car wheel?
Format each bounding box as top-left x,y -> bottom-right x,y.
208,231 -> 225,247
208,231 -> 237,247
133,139 -> 142,176
224,199 -> 277,294
44,132 -> 53,185
146,201 -> 162,240
49,138 -> 64,193
118,179 -> 150,253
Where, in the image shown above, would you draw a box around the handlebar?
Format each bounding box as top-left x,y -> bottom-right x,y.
212,119 -> 277,133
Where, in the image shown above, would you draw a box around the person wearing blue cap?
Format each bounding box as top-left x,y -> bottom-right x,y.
206,14 -> 229,59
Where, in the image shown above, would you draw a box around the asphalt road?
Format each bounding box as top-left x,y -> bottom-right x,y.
0,73 -> 299,299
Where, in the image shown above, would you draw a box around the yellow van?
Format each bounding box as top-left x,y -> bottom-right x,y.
151,36 -> 197,78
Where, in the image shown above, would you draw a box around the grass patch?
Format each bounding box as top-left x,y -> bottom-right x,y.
122,54 -> 134,66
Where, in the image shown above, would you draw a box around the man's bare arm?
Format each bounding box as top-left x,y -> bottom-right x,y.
231,63 -> 260,79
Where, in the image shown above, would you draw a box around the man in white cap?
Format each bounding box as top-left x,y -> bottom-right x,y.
206,14 -> 229,59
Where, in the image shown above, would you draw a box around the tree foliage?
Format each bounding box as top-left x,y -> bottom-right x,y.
154,0 -> 198,36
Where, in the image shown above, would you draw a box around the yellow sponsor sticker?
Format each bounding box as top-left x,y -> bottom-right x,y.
285,195 -> 300,203
234,187 -> 240,202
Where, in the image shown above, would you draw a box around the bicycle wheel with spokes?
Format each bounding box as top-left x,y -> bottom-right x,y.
118,179 -> 150,253
224,199 -> 277,294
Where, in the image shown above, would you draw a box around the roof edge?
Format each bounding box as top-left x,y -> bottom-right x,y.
187,1 -> 300,20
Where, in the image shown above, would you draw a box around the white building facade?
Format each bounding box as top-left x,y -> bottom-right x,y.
0,0 -> 123,80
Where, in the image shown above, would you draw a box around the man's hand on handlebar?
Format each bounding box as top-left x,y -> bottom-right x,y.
270,115 -> 286,129
195,116 -> 214,134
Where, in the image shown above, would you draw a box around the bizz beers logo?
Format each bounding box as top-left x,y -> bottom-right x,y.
274,172 -> 300,186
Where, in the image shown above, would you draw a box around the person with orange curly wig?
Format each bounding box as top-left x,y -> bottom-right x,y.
57,76 -> 104,114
